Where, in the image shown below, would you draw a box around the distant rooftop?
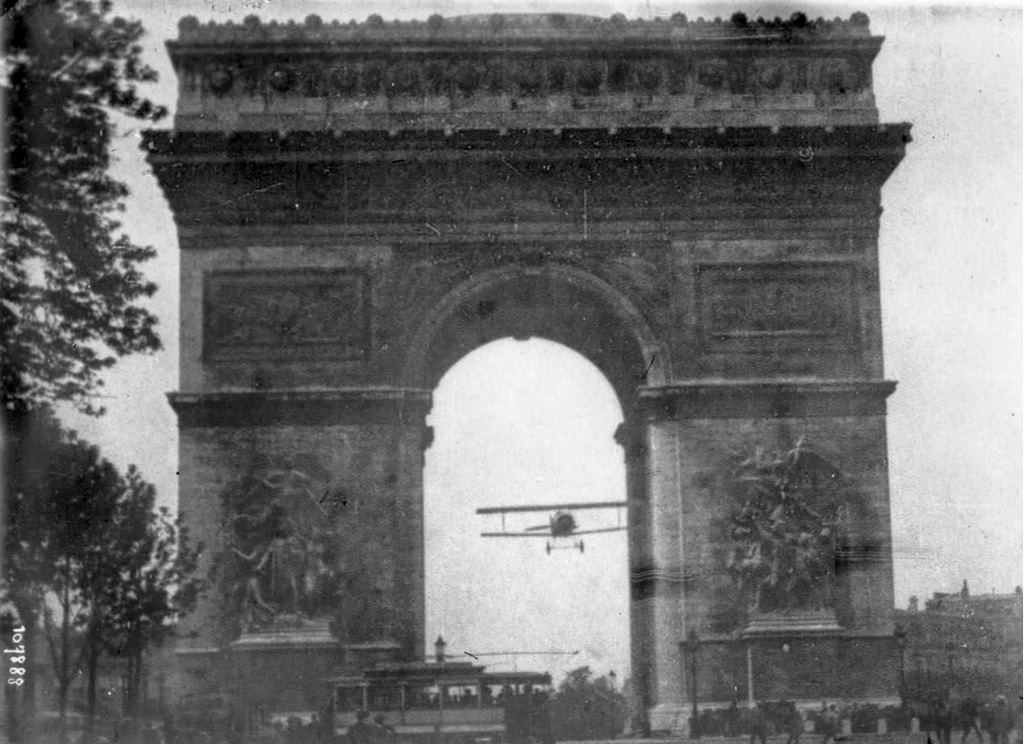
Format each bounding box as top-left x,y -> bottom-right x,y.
904,581 -> 1024,615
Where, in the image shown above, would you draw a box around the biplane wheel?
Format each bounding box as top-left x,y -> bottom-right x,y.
545,542 -> 551,555
578,540 -> 585,553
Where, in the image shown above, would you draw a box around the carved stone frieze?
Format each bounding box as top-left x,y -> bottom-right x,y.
169,12 -> 884,132
186,52 -> 873,104
203,269 -> 371,362
695,263 -> 857,348
176,11 -> 874,43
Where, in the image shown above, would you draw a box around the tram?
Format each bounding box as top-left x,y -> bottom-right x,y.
330,661 -> 554,744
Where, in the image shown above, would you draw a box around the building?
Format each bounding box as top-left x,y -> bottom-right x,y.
145,10 -> 911,732
894,582 -> 1023,701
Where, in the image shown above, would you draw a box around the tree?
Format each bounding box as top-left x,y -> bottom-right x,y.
98,468 -> 200,736
2,424 -> 200,743
2,0 -> 166,416
551,666 -> 627,741
2,418 -> 121,739
723,441 -> 849,614
3,415 -> 95,731
40,437 -> 123,727
3,5 -> 169,737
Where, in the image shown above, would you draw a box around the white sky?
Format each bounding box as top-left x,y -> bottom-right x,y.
58,0 -> 1023,684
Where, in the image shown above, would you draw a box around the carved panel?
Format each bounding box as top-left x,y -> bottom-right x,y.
204,269 -> 370,362
190,53 -> 871,106
696,264 -> 856,349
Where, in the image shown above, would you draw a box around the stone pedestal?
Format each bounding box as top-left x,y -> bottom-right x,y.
229,617 -> 344,718
648,703 -> 691,735
743,611 -> 844,637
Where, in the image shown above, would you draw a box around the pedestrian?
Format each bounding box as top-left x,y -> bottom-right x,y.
347,710 -> 379,744
928,698 -> 952,744
750,703 -> 769,744
821,704 -> 840,744
786,704 -> 805,744
725,701 -> 740,737
959,697 -> 984,744
373,713 -> 394,740
993,697 -> 1011,744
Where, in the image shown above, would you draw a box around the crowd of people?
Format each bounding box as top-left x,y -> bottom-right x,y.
158,691 -> 1023,744
344,710 -> 397,744
919,695 -> 1020,744
688,695 -> 1021,744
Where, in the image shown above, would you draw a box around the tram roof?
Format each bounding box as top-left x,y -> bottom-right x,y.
325,662 -> 551,685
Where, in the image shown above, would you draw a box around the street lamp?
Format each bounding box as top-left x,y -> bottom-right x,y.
945,641 -> 956,693
685,630 -> 701,739
894,627 -> 907,705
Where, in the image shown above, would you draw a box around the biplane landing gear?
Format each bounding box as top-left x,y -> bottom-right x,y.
546,540 -> 586,554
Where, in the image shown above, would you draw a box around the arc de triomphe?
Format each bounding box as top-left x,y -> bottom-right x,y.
146,11 -> 910,729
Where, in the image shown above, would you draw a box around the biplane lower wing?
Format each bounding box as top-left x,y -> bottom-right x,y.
570,527 -> 627,536
480,531 -> 555,538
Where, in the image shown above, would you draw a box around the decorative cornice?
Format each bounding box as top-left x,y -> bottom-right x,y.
169,389 -> 432,428
635,380 -> 897,420
143,125 -> 908,230
143,125 -> 912,162
167,12 -> 885,133
175,12 -> 875,44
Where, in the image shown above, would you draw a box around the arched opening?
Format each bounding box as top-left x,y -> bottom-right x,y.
402,262 -> 669,407
424,338 -> 630,685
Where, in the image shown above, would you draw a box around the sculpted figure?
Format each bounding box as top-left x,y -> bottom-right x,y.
220,465 -> 341,630
724,441 -> 849,614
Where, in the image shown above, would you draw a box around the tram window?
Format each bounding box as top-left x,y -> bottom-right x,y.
367,686 -> 401,711
334,687 -> 362,712
441,684 -> 479,708
405,685 -> 440,710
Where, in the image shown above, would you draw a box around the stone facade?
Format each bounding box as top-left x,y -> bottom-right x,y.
895,584 -> 1023,701
146,10 -> 910,731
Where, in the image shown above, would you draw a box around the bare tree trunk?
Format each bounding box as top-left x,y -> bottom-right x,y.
126,649 -> 137,718
124,641 -> 144,743
134,647 -> 144,718
83,620 -> 101,744
44,566 -> 80,744
5,602 -> 37,744
58,580 -> 71,743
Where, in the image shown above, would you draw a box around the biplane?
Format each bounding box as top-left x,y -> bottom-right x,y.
476,501 -> 627,554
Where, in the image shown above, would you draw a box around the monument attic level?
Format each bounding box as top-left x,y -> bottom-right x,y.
146,11 -> 910,732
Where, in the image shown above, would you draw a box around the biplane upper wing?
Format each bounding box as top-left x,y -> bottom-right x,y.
476,501 -> 626,515
480,531 -> 553,538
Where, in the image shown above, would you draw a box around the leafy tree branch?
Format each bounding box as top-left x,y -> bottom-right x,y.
2,0 -> 167,415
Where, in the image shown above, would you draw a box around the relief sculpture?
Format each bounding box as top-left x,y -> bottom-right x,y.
205,270 -> 369,361
217,465 -> 343,631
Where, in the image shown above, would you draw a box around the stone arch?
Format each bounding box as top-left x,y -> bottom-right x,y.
402,262 -> 670,409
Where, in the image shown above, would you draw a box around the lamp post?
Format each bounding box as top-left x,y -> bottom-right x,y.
945,641 -> 956,693
685,630 -> 701,739
894,627 -> 907,705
